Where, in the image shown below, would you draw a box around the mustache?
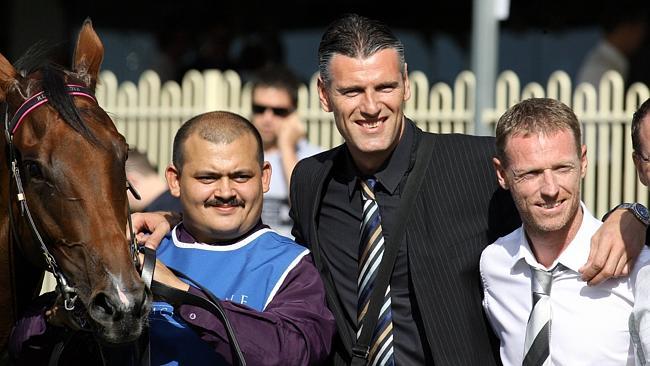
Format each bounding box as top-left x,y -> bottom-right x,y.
204,197 -> 244,207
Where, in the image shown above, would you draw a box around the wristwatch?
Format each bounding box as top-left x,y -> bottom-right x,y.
617,203 -> 650,226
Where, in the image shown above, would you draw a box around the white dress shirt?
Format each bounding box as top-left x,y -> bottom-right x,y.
632,263 -> 650,365
480,203 -> 650,366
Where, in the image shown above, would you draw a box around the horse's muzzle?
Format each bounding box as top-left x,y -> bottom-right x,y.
88,284 -> 151,343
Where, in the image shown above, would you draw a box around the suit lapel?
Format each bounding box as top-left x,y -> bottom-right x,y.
306,148 -> 357,357
308,158 -> 332,256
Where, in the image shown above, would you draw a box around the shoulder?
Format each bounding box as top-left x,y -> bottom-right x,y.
412,128 -> 497,168
296,145 -> 342,166
480,227 -> 522,271
258,229 -> 310,255
293,145 -> 342,181
415,131 -> 499,183
421,131 -> 496,153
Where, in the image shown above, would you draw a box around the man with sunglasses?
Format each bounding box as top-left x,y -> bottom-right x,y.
250,64 -> 322,237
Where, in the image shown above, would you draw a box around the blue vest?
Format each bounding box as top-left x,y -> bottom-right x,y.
150,227 -> 309,365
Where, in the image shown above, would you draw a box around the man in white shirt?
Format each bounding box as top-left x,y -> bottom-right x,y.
480,97 -> 650,365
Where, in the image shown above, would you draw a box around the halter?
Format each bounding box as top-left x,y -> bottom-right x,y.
3,85 -> 245,366
3,84 -> 141,314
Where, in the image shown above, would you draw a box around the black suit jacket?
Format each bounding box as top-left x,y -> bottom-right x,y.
289,123 -> 520,365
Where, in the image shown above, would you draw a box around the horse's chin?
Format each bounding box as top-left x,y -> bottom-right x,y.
96,318 -> 147,344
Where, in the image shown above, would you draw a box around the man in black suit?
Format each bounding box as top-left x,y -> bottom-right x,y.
132,13 -> 648,366
287,13 -> 648,365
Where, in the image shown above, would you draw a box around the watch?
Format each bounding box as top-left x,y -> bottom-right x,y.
617,203 -> 650,226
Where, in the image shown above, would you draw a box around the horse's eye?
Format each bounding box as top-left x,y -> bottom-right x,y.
24,161 -> 44,180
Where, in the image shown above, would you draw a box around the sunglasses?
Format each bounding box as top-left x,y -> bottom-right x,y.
252,104 -> 294,117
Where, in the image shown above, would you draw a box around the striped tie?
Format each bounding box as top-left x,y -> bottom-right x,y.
523,265 -> 561,366
358,178 -> 394,366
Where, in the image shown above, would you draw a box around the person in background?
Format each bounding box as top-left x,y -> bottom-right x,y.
126,149 -> 182,213
577,4 -> 647,88
249,64 -> 321,237
481,97 -> 650,365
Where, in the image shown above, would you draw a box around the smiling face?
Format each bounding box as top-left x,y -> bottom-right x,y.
166,132 -> 271,242
317,48 -> 410,174
494,129 -> 586,239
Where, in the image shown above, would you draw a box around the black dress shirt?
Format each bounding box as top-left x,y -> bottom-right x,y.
317,121 -> 433,365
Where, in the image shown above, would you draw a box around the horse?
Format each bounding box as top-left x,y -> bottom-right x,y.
0,19 -> 151,363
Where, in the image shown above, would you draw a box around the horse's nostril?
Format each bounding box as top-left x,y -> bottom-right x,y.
91,292 -> 118,319
139,290 -> 152,315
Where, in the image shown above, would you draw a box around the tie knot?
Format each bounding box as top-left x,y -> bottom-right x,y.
365,177 -> 377,190
360,177 -> 377,201
531,264 -> 562,296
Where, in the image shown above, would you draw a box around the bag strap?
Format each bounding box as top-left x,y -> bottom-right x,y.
351,134 -> 434,364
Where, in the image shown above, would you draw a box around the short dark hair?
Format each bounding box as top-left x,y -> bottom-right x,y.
632,98 -> 650,152
172,111 -> 264,172
495,98 -> 582,166
251,64 -> 301,108
318,13 -> 405,87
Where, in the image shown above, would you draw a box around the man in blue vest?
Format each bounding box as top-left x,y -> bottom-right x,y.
147,110 -> 335,365
9,111 -> 335,366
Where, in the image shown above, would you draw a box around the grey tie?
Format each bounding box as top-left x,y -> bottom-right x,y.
523,265 -> 561,366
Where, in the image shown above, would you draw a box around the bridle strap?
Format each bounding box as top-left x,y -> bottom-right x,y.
4,84 -> 97,312
127,181 -> 142,267
8,84 -> 96,135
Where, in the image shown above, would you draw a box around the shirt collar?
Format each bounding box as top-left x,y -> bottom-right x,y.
512,202 -> 598,273
345,119 -> 415,199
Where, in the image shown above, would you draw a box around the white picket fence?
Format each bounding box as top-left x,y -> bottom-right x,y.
95,68 -> 650,219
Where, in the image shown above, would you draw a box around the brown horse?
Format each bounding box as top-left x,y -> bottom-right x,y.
0,19 -> 150,360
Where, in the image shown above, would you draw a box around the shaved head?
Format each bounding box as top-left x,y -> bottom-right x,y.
172,111 -> 264,172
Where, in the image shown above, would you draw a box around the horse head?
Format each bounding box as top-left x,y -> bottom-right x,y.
0,20 -> 150,346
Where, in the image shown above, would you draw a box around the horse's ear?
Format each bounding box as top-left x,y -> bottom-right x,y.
0,52 -> 17,102
72,18 -> 104,91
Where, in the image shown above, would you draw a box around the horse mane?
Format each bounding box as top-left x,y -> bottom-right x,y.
13,44 -> 98,144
